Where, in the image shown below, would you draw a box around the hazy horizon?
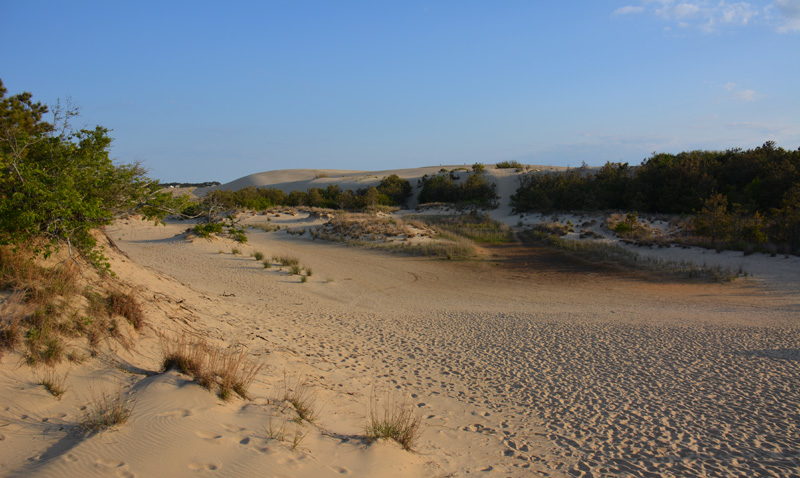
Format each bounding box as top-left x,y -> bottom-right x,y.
2,1 -> 799,183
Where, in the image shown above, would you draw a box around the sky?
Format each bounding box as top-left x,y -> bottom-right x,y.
1,1 -> 799,183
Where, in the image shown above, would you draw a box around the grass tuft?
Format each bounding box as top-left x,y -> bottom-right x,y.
277,377 -> 318,423
38,369 -> 68,399
160,336 -> 262,400
365,396 -> 422,451
253,251 -> 264,261
79,391 -> 133,434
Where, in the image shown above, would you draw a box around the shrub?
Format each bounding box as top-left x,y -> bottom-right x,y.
192,222 -> 223,238
79,390 -> 133,434
231,248 -> 241,255
496,160 -> 523,169
0,80 -> 187,269
253,251 -> 264,261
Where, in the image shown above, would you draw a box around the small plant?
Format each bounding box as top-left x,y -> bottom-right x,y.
266,415 -> 287,441
365,396 -> 422,451
79,390 -> 134,434
278,377 -> 318,423
304,267 -> 312,277
290,429 -> 307,450
38,369 -> 68,399
253,251 -> 264,261
290,264 -> 302,275
106,291 -> 145,330
262,260 -> 272,269
231,248 -> 241,255
300,275 -> 307,283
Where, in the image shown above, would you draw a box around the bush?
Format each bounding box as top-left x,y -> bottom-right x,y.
418,171 -> 498,207
0,80 -> 187,268
496,160 -> 523,169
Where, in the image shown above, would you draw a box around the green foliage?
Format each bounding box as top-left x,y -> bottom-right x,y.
496,160 -> 524,169
192,222 -> 224,238
0,80 -> 186,266
198,175 -> 412,212
511,143 -> 800,253
417,170 -> 498,207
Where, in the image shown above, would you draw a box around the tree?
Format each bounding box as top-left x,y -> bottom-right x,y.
0,79 -> 186,267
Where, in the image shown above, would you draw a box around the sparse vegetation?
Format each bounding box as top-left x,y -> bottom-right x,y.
37,369 -> 68,398
231,248 -> 241,255
277,377 -> 318,424
413,212 -> 513,244
160,336 -> 262,400
519,229 -> 741,282
365,395 -> 422,451
253,251 -> 264,261
79,390 -> 133,434
106,291 -> 144,330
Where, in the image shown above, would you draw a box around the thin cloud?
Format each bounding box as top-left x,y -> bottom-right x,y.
613,1 -> 798,32
614,5 -> 646,14
774,0 -> 800,31
723,82 -> 759,101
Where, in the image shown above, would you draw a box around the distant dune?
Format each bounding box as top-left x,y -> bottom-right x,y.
198,164 -> 569,212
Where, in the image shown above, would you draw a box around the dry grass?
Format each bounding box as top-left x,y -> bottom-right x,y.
38,369 -> 68,399
365,395 -> 422,451
253,251 -> 264,261
79,390 -> 133,434
106,291 -> 145,330
277,376 -> 318,423
160,336 -> 262,400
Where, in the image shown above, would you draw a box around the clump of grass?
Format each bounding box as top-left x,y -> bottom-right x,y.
231,248 -> 241,255
273,255 -> 299,267
160,336 -> 262,400
0,318 -> 21,356
253,251 -> 264,261
262,260 -> 272,269
277,377 -> 318,423
289,264 -> 302,275
365,396 -> 422,451
106,291 -> 144,330
38,369 -> 68,399
413,212 -> 514,244
300,275 -> 307,283
304,267 -> 312,277
79,390 -> 133,434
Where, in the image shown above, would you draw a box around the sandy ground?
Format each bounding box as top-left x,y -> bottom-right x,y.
78,215 -> 800,477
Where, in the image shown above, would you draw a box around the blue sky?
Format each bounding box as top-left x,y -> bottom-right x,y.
1,1 -> 799,182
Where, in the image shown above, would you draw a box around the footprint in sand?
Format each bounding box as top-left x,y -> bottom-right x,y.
156,409 -> 192,418
195,431 -> 224,441
188,463 -> 219,471
95,459 -> 126,469
239,437 -> 250,445
329,466 -> 349,474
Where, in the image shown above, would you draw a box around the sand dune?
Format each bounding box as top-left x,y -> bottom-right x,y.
104,217 -> 799,476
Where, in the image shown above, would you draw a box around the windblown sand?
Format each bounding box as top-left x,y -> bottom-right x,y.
83,216 -> 800,477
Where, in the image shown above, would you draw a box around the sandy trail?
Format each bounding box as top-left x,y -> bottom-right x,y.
107,218 -> 800,477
